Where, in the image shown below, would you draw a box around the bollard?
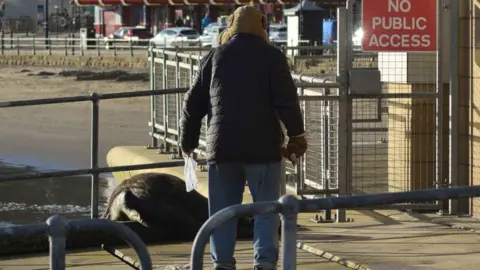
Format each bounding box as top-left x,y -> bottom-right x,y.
279,195 -> 299,270
46,215 -> 69,270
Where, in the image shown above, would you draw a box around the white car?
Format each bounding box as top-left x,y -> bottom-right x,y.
200,25 -> 226,47
269,24 -> 287,42
150,27 -> 200,48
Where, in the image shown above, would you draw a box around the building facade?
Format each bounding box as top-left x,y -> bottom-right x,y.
73,0 -> 346,37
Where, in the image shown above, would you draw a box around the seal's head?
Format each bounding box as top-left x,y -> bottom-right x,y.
219,5 -> 269,45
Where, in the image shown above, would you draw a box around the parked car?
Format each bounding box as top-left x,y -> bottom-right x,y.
104,27 -> 153,50
269,24 -> 287,42
200,25 -> 226,47
150,27 -> 200,48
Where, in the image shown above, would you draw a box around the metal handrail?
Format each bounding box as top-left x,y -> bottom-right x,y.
190,185 -> 480,270
0,159 -> 204,182
0,88 -> 188,108
0,87 -> 187,219
0,215 -> 152,270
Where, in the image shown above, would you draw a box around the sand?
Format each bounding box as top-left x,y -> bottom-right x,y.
0,67 -> 152,169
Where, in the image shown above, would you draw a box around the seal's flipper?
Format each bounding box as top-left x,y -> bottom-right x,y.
122,190 -> 152,227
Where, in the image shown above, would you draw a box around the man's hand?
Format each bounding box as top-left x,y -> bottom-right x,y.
282,134 -> 307,165
182,148 -> 194,158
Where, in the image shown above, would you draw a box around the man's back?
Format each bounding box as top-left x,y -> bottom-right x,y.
206,34 -> 301,164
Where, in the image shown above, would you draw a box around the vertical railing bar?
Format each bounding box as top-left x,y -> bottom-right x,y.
436,0 -> 446,213
279,196 -> 299,270
162,49 -> 169,152
323,87 -> 332,221
336,6 -> 348,223
175,51 -> 181,157
149,46 -> 158,148
90,93 -> 100,219
449,0 -> 460,214
296,86 -> 306,194
46,215 -> 68,270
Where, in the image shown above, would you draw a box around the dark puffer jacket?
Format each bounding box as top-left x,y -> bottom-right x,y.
180,33 -> 304,164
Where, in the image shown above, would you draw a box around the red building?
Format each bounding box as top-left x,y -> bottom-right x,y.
72,0 -> 346,37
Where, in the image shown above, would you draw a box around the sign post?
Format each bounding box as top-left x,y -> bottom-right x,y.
361,0 -> 437,52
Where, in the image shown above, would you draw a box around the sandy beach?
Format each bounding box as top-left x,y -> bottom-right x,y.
0,66 -> 152,169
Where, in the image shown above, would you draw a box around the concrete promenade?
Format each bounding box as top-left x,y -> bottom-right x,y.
100,146 -> 480,269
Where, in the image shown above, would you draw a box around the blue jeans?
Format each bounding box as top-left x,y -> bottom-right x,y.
208,162 -> 281,270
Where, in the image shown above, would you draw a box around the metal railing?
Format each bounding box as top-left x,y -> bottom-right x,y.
0,88 -> 200,219
190,186 -> 480,270
148,47 -> 353,221
0,36 -> 376,64
0,215 -> 153,270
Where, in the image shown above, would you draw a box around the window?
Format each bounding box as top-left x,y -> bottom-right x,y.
180,29 -> 199,36
132,29 -> 151,35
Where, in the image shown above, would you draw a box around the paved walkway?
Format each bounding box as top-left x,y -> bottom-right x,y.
3,147 -> 472,269
2,210 -> 480,269
102,146 -> 480,269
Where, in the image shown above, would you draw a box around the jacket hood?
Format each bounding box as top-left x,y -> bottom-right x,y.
218,6 -> 269,45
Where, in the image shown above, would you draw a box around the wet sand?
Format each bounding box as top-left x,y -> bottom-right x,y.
0,67 -> 150,168
0,67 -> 151,224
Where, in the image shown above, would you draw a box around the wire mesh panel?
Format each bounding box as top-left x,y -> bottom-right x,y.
153,59 -> 164,127
285,90 -> 340,195
349,44 -> 441,210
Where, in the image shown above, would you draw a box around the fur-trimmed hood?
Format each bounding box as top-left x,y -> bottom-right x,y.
218,6 -> 269,45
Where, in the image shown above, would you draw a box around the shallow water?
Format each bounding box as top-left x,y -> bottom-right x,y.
0,157 -> 116,225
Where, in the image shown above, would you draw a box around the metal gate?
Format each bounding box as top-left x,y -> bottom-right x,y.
342,0 -> 447,211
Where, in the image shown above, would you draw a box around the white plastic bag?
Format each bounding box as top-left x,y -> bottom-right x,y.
184,155 -> 198,192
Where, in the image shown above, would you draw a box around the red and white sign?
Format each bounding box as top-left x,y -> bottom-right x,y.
361,0 -> 437,52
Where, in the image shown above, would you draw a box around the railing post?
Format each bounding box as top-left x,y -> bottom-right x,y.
90,93 -> 100,219
323,86 -> 332,221
48,38 -> 52,56
130,39 -> 134,57
449,0 -> 460,214
72,36 -> 75,56
336,6 -> 349,223
96,37 -> 100,56
279,195 -> 299,270
174,51 -> 182,157
64,37 -> 68,56
1,31 -> 4,55
16,37 -> 19,55
46,215 -> 68,270
162,49 -> 170,152
32,36 -> 36,55
149,46 -> 158,148
81,37 -> 84,56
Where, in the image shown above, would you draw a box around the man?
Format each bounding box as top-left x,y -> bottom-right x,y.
180,6 -> 307,270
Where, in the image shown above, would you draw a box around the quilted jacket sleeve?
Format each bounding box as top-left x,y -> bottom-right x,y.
179,50 -> 214,152
270,50 -> 305,138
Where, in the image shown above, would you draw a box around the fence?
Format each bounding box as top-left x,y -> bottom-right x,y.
148,3 -> 460,220
190,186 -> 480,270
147,49 -> 345,203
